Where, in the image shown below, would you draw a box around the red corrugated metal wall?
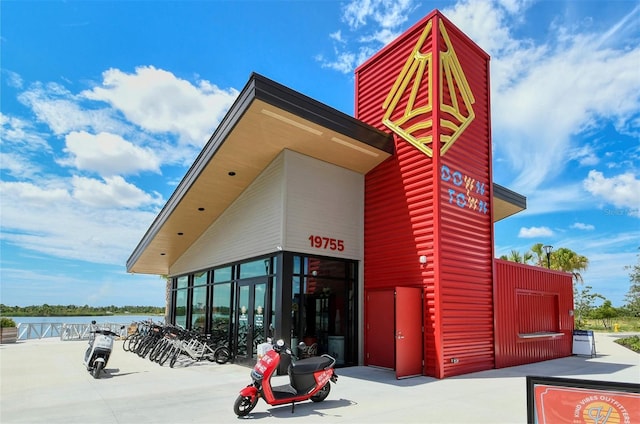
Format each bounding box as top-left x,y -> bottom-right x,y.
356,11 -> 494,378
357,11 -> 439,376
494,260 -> 574,368
435,15 -> 495,378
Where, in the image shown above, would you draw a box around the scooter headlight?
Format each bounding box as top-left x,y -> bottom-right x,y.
251,369 -> 263,381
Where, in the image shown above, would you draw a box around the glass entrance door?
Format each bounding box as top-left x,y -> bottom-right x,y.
234,281 -> 267,364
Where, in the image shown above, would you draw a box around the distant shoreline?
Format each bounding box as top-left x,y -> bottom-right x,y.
8,313 -> 165,317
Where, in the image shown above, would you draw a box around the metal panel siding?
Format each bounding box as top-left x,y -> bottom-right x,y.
170,154 -> 285,275
494,260 -> 574,368
358,12 -> 497,378
433,16 -> 494,378
283,150 -> 364,260
358,13 -> 440,377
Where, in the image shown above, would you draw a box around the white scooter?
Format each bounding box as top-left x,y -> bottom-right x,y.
83,320 -> 122,379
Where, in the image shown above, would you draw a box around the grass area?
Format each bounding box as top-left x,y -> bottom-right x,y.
615,335 -> 640,353
581,317 -> 640,332
581,317 -> 640,354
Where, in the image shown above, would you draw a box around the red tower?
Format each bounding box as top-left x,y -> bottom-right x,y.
357,10 -> 494,378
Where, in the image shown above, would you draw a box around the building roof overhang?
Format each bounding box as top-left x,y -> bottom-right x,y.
127,73 -> 526,276
127,73 -> 395,275
493,183 -> 526,222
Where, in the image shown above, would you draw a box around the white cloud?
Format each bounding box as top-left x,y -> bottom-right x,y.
59,131 -> 161,176
330,30 -> 345,43
0,113 -> 51,151
343,0 -> 415,31
0,180 -> 71,204
518,226 -> 554,238
71,175 -> 164,209
443,0 -> 527,58
568,144 -> 600,167
485,5 -> 640,192
583,170 -> 640,210
318,0 -> 416,73
0,152 -> 43,179
0,179 -> 160,265
571,222 -> 595,231
518,182 -> 590,216
81,66 -> 239,146
2,70 -> 24,88
17,82 -> 124,136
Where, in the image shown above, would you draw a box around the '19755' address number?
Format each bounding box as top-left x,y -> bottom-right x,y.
309,235 -> 344,251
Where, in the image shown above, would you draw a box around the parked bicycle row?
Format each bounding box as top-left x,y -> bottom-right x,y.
122,320 -> 230,367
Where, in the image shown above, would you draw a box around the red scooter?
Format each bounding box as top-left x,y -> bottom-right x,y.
233,339 -> 338,416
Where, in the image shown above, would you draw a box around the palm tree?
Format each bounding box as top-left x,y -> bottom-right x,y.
507,249 -> 524,263
501,249 -> 534,264
530,243 -> 545,267
551,247 -> 589,285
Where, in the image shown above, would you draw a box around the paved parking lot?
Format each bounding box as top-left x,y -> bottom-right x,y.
1,332 -> 638,423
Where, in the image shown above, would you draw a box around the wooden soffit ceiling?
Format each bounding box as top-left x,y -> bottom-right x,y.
127,73 -> 395,275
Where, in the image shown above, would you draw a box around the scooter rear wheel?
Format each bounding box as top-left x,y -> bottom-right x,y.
233,395 -> 258,416
92,362 -> 104,379
310,382 -> 330,402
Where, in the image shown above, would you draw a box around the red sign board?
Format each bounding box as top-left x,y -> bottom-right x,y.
527,376 -> 640,424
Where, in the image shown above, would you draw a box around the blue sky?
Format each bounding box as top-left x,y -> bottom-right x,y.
1,0 -> 638,307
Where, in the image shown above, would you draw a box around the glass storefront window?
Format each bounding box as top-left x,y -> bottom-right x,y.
293,256 -> 301,274
168,253 -> 354,366
191,285 -> 207,331
194,271 -> 208,286
290,256 -> 355,365
175,287 -> 187,328
214,267 -> 232,283
239,259 -> 269,278
177,275 -> 189,289
211,283 -> 231,342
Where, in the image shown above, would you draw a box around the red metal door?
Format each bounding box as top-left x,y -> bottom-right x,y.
365,290 -> 395,369
395,287 -> 423,378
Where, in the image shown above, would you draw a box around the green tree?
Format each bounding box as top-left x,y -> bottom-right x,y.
573,285 -> 604,329
551,247 -> 589,285
530,243 -> 546,267
591,300 -> 618,329
623,249 -> 640,317
500,249 -> 533,264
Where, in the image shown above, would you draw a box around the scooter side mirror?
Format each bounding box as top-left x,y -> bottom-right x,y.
91,320 -> 97,325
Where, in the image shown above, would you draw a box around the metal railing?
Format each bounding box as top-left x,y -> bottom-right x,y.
16,323 -> 127,341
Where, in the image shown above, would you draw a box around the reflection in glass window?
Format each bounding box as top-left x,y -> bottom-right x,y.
177,275 -> 188,289
214,267 -> 232,283
239,259 -> 269,279
194,271 -> 207,286
175,288 -> 187,328
191,285 -> 207,331
211,283 -> 231,341
293,256 -> 301,274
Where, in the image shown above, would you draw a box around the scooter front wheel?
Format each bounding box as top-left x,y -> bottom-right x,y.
92,362 -> 104,379
233,395 -> 258,416
214,346 -> 230,364
310,382 -> 330,402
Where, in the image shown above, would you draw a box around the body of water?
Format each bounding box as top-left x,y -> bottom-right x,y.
12,315 -> 165,325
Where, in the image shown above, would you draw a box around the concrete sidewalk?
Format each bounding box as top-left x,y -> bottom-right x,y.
1,332 -> 638,423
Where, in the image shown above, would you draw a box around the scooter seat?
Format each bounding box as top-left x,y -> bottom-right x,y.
290,355 -> 333,375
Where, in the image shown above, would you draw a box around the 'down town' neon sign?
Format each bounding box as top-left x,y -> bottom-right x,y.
441,164 -> 489,215
382,19 -> 475,158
